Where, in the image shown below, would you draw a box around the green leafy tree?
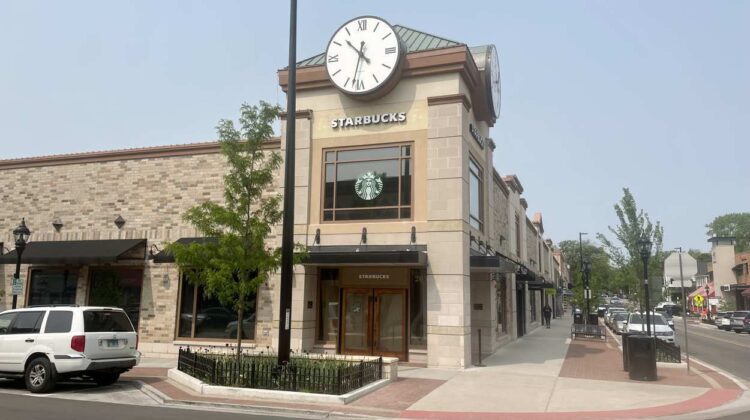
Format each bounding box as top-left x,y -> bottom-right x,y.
706,213 -> 750,252
597,188 -> 665,311
557,239 -> 616,311
168,101 -> 302,361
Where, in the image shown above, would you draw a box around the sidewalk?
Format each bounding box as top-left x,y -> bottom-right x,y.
122,317 -> 748,419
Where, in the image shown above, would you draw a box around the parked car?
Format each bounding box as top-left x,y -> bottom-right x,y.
0,306 -> 140,393
720,312 -> 736,330
605,307 -> 626,327
625,312 -> 675,343
714,311 -> 727,328
612,312 -> 630,334
729,311 -> 750,333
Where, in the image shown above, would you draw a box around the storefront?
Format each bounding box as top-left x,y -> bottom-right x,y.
1,15 -> 569,368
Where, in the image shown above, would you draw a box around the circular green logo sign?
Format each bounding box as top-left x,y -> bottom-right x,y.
355,171 -> 383,201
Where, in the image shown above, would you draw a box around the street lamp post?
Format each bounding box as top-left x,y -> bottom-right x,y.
638,235 -> 653,336
582,259 -> 592,322
12,218 -> 31,310
704,284 -> 710,321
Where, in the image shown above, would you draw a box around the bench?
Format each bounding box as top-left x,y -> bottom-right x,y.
571,323 -> 607,341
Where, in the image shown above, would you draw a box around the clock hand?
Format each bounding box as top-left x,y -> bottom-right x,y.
358,40 -> 371,64
352,54 -> 362,85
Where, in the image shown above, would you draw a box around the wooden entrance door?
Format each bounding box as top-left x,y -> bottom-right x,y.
341,288 -> 407,360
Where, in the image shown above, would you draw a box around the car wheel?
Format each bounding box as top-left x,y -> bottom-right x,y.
93,372 -> 120,386
735,330 -> 742,333
25,357 -> 57,393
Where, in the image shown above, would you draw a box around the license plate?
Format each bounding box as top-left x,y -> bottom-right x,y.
103,339 -> 120,348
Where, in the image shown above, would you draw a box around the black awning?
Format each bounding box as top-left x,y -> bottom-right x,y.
516,264 -> 538,282
470,254 -> 519,273
0,239 -> 146,265
302,245 -> 427,266
527,281 -> 555,290
151,237 -> 217,263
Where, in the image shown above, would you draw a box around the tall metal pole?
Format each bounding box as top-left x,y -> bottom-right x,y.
277,0 -> 297,365
676,248 -> 691,374
578,232 -> 586,320
643,257 -> 651,336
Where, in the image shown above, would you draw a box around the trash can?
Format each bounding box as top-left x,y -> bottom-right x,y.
621,332 -> 639,371
574,313 -> 583,324
627,335 -> 657,381
587,314 -> 599,325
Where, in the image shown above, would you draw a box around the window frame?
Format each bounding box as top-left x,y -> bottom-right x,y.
316,268 -> 340,345
321,143 -> 414,223
468,156 -> 484,232
174,274 -> 259,342
26,268 -> 79,307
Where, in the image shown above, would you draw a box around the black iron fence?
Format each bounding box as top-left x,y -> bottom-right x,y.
177,347 -> 383,395
655,338 -> 681,363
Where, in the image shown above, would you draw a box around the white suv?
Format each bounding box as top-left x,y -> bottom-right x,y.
0,305 -> 140,393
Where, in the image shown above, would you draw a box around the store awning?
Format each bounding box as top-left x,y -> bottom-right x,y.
151,237 -> 217,263
516,264 -> 538,282
0,239 -> 146,265
688,282 -> 715,299
470,253 -> 519,273
527,280 -> 555,290
301,245 -> 427,266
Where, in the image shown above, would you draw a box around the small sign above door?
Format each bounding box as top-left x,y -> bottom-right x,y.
358,274 -> 390,280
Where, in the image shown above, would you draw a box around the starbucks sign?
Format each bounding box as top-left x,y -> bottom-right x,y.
355,172 -> 383,200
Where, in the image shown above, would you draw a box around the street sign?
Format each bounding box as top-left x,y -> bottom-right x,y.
664,253 -> 698,288
11,275 -> 23,296
693,295 -> 704,306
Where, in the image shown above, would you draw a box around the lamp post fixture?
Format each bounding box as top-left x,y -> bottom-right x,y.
582,259 -> 592,321
12,218 -> 31,310
704,284 -> 710,321
637,235 -> 653,336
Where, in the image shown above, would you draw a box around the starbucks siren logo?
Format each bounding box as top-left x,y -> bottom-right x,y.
355,172 -> 383,201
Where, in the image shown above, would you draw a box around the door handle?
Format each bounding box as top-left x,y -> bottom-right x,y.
25,339 -> 35,343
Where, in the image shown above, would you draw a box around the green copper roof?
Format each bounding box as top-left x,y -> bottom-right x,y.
295,24 -> 462,68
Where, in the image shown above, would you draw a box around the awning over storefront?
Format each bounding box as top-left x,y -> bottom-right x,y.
687,282 -> 715,299
0,239 -> 146,265
470,252 -> 519,273
516,264 -> 538,282
302,245 -> 427,266
151,237 -> 217,263
527,280 -> 555,290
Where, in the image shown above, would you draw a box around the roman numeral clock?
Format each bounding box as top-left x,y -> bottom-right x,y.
325,16 -> 405,100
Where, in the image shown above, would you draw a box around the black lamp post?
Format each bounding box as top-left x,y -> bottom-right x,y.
582,259 -> 591,320
12,218 -> 31,309
704,284 -> 710,321
637,235 -> 653,336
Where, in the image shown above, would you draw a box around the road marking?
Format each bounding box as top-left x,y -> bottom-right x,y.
678,328 -> 750,348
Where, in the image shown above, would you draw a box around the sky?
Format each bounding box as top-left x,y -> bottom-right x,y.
1,1 -> 748,252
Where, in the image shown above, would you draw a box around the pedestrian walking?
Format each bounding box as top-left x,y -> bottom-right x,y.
543,304 -> 552,328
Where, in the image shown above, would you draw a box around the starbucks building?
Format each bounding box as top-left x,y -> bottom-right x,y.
0,16 -> 567,369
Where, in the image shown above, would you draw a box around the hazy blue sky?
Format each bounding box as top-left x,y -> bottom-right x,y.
1,1 -> 747,251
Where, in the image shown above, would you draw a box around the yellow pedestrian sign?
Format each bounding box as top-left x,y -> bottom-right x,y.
693,294 -> 704,306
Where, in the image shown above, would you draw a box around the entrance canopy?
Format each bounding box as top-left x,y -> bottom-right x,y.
150,237 -> 217,263
0,239 -> 146,265
470,252 -> 519,273
687,282 -> 715,299
302,245 -> 426,266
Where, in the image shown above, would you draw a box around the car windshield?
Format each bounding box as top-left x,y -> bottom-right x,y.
733,311 -> 750,317
614,313 -> 629,321
629,314 -> 666,325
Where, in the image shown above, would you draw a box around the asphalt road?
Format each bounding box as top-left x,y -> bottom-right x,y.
673,319 -> 750,382
0,391 -> 302,420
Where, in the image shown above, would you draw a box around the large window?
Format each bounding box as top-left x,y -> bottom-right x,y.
317,269 -> 340,343
88,269 -> 143,330
515,214 -> 521,256
177,276 -> 256,340
495,274 -> 507,334
323,144 -> 412,221
469,158 -> 483,231
28,269 -> 78,306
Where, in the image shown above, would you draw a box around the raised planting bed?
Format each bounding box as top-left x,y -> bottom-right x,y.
177,347 -> 385,395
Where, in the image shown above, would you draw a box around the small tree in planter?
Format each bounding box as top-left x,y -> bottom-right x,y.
168,101 -> 304,362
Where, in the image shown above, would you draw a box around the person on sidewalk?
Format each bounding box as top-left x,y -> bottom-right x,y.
543,304 -> 552,328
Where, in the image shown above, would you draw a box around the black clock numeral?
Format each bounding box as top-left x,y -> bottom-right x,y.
328,54 -> 338,63
345,27 -> 351,36
382,63 -> 392,69
332,69 -> 341,77
355,79 -> 365,90
385,47 -> 396,54
333,41 -> 341,46
357,19 -> 367,31
344,77 -> 350,87
373,22 -> 380,32
382,32 -> 392,40
372,74 -> 379,83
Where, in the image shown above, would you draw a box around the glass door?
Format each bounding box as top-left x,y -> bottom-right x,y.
374,289 -> 406,358
341,288 -> 372,355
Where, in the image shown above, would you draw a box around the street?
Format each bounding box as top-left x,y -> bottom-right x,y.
0,379 -> 306,420
674,319 -> 750,382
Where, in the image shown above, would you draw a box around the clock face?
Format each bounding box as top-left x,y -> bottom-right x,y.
487,45 -> 501,118
325,16 -> 402,97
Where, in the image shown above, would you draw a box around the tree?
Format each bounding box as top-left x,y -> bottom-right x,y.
168,101 -> 297,361
706,213 -> 750,252
557,239 -> 616,310
597,188 -> 665,311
